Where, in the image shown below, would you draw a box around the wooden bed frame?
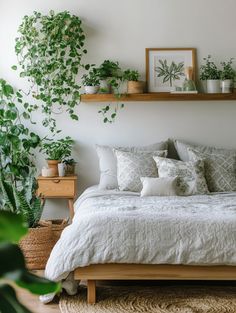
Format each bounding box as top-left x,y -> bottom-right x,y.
74,263 -> 236,304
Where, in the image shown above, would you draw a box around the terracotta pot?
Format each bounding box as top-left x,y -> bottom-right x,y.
19,221 -> 54,270
47,160 -> 60,176
127,81 -> 145,94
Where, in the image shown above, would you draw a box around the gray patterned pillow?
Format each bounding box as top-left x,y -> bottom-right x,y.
114,150 -> 167,192
188,148 -> 236,192
153,157 -> 209,196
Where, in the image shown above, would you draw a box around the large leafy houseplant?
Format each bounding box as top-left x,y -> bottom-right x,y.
14,10 -> 90,133
0,79 -> 40,189
0,210 -> 60,312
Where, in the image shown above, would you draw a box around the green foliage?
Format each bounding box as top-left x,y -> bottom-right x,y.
0,171 -> 44,228
220,58 -> 235,80
0,79 -> 41,188
155,60 -> 185,87
0,210 -> 60,313
15,10 -> 89,133
123,69 -> 139,81
41,136 -> 74,160
63,158 -> 76,165
200,55 -> 221,80
82,67 -> 100,86
98,60 -> 122,79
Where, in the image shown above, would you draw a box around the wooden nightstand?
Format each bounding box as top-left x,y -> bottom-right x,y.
37,175 -> 78,220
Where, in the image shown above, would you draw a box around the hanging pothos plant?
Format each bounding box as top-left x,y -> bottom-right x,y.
14,10 -> 90,133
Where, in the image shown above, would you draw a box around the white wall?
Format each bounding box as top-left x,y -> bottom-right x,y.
1,0 -> 236,218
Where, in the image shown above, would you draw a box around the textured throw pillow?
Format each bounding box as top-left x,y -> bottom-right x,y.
114,150 -> 167,192
188,148 -> 236,192
174,140 -> 236,162
140,177 -> 178,197
153,157 -> 209,196
96,141 -> 168,189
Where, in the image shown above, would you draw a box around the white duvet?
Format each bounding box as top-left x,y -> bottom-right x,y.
45,186 -> 236,282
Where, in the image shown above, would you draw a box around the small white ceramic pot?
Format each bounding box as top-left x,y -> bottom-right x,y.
84,86 -> 99,94
221,79 -> 233,93
58,163 -> 66,177
206,80 -> 221,93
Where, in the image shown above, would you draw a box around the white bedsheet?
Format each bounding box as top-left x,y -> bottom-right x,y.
45,186 -> 236,281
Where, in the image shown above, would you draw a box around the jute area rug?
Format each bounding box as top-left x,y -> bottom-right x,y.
59,285 -> 236,313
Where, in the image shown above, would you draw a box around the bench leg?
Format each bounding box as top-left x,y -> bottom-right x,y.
87,280 -> 96,304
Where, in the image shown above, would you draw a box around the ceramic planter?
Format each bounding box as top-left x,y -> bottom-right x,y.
47,160 -> 60,176
127,81 -> 145,94
221,79 -> 233,93
99,79 -> 112,93
84,86 -> 99,94
206,80 -> 221,93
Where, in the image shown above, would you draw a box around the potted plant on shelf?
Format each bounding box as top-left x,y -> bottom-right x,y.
123,69 -> 145,94
220,58 -> 235,93
82,67 -> 100,94
41,136 -> 74,176
63,158 -> 77,175
200,55 -> 221,93
98,60 -> 123,94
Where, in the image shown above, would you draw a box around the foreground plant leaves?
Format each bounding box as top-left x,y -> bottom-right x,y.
0,284 -> 31,313
0,211 -> 28,243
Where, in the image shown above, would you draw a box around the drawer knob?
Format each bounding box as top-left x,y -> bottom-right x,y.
53,179 -> 60,183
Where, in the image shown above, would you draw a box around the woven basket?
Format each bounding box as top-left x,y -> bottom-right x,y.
19,220 -> 54,270
51,219 -> 68,244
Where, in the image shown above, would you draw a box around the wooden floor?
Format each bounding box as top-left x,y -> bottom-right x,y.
17,288 -> 60,313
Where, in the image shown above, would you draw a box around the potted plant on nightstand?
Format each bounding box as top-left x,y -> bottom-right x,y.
63,158 -> 77,175
123,69 -> 145,94
200,55 -> 221,93
82,67 -> 100,94
220,58 -> 235,93
41,136 -> 74,176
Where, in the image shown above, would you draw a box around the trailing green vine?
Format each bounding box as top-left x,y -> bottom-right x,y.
14,10 -> 90,133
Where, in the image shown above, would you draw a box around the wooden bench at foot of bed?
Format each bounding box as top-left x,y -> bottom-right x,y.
74,263 -> 236,304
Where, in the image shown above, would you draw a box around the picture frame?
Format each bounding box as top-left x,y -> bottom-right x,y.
146,48 -> 196,92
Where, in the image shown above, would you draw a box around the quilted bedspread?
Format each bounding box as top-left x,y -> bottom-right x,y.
45,186 -> 236,281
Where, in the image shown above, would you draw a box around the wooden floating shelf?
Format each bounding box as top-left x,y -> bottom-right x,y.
81,93 -> 236,102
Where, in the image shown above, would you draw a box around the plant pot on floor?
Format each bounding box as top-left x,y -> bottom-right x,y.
84,86 -> 99,94
221,79 -> 233,93
127,81 -> 145,94
206,80 -> 221,93
19,221 -> 54,270
51,219 -> 68,244
47,160 -> 60,176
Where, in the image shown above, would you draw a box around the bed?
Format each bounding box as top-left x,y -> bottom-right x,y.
45,186 -> 236,303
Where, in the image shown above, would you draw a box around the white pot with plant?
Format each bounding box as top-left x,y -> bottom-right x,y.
41,136 -> 74,176
200,55 -> 221,93
82,67 -> 100,94
220,58 -> 235,93
123,69 -> 144,94
98,60 -> 123,94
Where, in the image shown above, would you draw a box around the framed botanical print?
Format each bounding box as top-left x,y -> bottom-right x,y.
146,48 -> 196,92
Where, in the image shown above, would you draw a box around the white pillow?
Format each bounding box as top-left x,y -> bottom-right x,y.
114,149 -> 167,192
174,139 -> 236,162
140,177 -> 178,197
153,156 -> 209,196
96,141 -> 168,190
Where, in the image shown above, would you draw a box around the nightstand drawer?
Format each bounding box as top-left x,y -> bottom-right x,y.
37,179 -> 76,198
